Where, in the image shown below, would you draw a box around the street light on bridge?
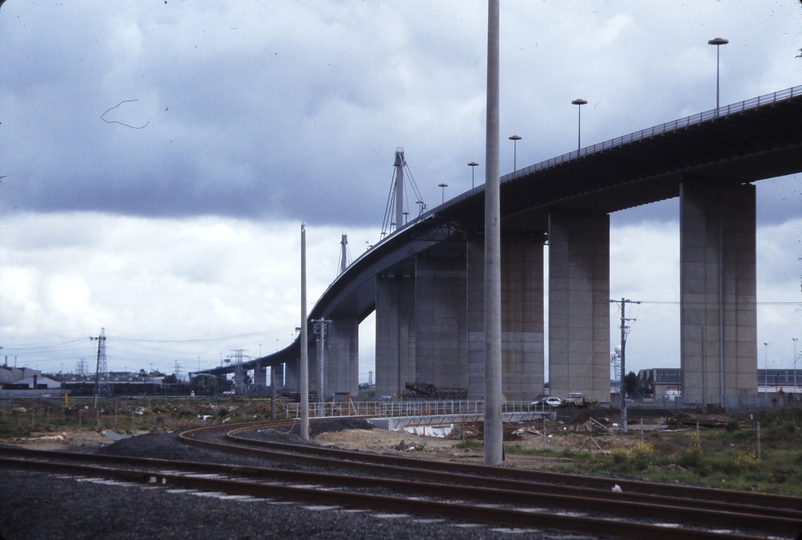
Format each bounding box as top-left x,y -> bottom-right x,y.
468,161 -> 479,189
571,98 -> 587,151
508,135 -> 522,172
708,37 -> 728,116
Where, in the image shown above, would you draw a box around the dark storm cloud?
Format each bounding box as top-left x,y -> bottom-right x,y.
1,1 -> 800,227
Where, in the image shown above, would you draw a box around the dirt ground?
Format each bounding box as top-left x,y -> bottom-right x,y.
313,416 -> 673,469
6,412 -> 693,471
3,428 -> 146,452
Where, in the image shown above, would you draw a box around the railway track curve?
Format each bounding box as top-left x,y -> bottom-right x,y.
1,419 -> 800,539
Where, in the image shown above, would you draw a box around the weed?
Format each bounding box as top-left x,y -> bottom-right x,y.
453,439 -> 483,450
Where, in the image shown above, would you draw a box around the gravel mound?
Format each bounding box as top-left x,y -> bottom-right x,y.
97,431 -> 215,461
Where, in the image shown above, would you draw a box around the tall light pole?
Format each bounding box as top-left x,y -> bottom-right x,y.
793,338 -> 798,392
508,135 -> 521,172
484,0 -> 503,467
571,98 -> 587,151
468,161 -> 479,189
708,37 -> 728,116
300,224 -> 309,441
763,342 -> 769,392
438,183 -> 448,204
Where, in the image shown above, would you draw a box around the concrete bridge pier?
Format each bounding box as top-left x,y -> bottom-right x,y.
548,210 -> 611,404
500,236 -> 546,401
679,180 -> 757,407
467,237 -> 545,401
253,365 -> 267,386
284,358 -> 298,392
325,316 -> 359,397
414,253 -> 468,392
272,363 -> 284,389
375,274 -> 416,398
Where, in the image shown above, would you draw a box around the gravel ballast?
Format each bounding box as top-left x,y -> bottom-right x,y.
0,421 -> 597,540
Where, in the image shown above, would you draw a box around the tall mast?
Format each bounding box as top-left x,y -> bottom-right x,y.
394,148 -> 405,231
340,234 -> 348,275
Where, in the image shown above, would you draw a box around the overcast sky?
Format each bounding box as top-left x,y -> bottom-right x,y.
1,1 -> 800,383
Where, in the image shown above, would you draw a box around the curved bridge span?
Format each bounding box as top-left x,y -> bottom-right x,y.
204,85 -> 802,407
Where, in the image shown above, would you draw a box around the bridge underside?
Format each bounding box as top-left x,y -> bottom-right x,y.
198,87 -> 802,407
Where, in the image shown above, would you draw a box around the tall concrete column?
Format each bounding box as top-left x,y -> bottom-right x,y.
375,274 -> 416,398
283,359 -> 297,392
680,180 -> 757,406
326,316 -> 359,397
253,365 -> 267,386
467,237 -> 545,401
500,237 -> 545,401
548,210 -> 610,403
466,239 -> 486,399
415,254 -> 467,390
274,363 -> 285,389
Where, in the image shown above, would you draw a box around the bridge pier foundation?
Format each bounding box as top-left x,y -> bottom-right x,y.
679,180 -> 757,407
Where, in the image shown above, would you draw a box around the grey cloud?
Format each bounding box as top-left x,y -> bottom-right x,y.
1,1 -> 800,230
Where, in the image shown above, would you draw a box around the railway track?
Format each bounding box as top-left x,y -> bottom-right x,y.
2,419 -> 800,540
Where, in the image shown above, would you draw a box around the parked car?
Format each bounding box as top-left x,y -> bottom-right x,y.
530,396 -> 562,408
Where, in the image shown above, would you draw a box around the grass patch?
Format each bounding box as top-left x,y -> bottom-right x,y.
552,412 -> 802,496
453,439 -> 483,450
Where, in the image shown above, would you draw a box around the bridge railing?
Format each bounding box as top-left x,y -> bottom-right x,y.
286,400 -> 487,419
284,399 -> 551,419
508,84 -> 802,181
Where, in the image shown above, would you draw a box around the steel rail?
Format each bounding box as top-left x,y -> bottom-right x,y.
211,422 -> 802,512
203,426 -> 802,521
0,447 -> 796,538
0,455 -> 788,540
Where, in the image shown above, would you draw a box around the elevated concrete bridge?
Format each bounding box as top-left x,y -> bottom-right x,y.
197,85 -> 802,408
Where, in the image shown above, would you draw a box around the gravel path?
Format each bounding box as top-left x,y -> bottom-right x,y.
0,421 -> 599,540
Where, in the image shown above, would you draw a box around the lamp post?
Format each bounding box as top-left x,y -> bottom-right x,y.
793,338 -> 798,392
468,161 -> 479,189
708,37 -> 728,116
438,183 -> 448,204
764,342 -> 769,391
571,98 -> 587,151
508,135 -> 522,172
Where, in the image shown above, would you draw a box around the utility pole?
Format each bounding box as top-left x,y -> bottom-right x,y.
300,224 -> 309,441
610,298 -> 640,433
312,318 -> 332,416
90,328 -> 107,409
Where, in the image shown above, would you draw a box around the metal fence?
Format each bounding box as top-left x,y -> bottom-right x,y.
284,400 -> 556,419
285,400 -> 484,419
